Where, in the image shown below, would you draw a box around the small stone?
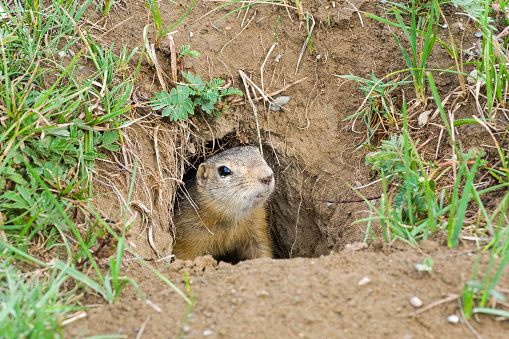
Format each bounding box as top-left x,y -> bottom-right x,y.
203,329 -> 213,336
468,69 -> 486,87
269,95 -> 291,111
418,110 -> 431,127
256,290 -> 270,297
189,32 -> 194,37
78,66 -> 85,72
225,25 -> 232,30
345,242 -> 367,251
448,314 -> 460,324
183,325 -> 190,333
474,32 -> 483,38
58,51 -> 66,58
451,22 -> 464,31
358,276 -> 370,286
410,297 -> 423,308
442,24 -> 448,28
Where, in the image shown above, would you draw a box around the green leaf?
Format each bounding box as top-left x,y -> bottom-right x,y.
102,130 -> 119,146
46,128 -> 70,137
222,88 -> 243,96
102,144 -> 120,152
72,119 -> 92,131
202,102 -> 214,113
453,118 -> 494,127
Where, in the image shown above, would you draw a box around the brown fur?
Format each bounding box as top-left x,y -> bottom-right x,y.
172,146 -> 274,262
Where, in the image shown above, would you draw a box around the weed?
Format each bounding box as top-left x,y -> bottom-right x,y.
144,0 -> 197,45
367,0 -> 440,101
415,258 -> 434,272
366,134 -> 435,226
178,271 -> 197,339
335,72 -> 413,149
0,259 -> 80,338
178,45 -> 200,61
306,12 -> 312,54
150,72 -> 243,121
274,15 -> 280,40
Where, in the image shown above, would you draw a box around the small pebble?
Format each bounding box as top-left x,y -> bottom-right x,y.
410,297 -> 423,308
58,51 -> 66,58
442,24 -> 448,28
269,95 -> 291,111
474,32 -> 483,38
381,0 -> 387,3
183,325 -> 190,333
448,314 -> 460,324
203,329 -> 213,336
256,290 -> 270,297
189,32 -> 194,37
78,66 -> 85,72
358,276 -> 371,286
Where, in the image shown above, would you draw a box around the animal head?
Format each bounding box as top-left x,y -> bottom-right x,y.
196,146 -> 274,219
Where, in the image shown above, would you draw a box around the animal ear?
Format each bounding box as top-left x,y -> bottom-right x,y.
196,163 -> 208,186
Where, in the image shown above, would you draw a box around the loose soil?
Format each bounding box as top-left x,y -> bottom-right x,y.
66,0 -> 508,337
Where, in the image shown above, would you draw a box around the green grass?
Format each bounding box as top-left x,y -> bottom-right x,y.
274,15 -> 280,40
144,0 -> 197,45
354,71 -> 509,319
334,72 -> 413,149
0,258 -> 81,338
367,0 -> 440,101
0,0 -> 189,336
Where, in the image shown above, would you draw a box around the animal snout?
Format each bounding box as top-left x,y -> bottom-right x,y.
259,174 -> 274,186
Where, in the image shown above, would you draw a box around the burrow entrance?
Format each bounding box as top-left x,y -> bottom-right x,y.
175,133 -> 335,261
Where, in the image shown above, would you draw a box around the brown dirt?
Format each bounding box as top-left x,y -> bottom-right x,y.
66,0 -> 509,337
67,240 -> 509,338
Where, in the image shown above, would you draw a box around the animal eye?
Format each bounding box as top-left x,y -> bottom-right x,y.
218,166 -> 232,177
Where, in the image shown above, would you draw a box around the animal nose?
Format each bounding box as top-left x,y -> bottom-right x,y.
259,174 -> 273,186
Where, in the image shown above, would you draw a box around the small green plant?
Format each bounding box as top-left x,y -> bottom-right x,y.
178,271 -> 197,339
306,11 -> 312,54
178,45 -> 200,61
335,72 -> 413,149
150,72 -> 243,121
366,133 -> 435,227
274,15 -> 280,40
415,257 -> 434,272
144,0 -> 197,44
367,0 -> 440,101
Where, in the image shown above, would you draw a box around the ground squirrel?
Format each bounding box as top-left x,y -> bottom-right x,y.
172,146 -> 275,263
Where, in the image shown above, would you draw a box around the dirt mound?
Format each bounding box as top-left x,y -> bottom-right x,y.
67,242 -> 509,338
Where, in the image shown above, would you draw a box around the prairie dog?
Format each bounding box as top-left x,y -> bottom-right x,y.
172,146 -> 274,263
